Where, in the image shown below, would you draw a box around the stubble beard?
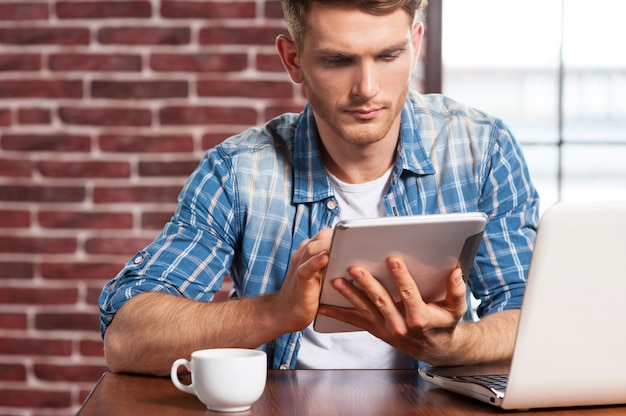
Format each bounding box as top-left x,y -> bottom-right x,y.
309,86 -> 409,147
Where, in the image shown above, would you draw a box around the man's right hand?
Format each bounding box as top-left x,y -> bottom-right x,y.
271,228 -> 332,332
103,228 -> 332,376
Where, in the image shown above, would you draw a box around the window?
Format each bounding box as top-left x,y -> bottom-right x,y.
437,0 -> 626,210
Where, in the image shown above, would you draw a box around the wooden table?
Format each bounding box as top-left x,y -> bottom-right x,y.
78,370 -> 626,415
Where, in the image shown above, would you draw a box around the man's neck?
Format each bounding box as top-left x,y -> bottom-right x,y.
320,139 -> 397,184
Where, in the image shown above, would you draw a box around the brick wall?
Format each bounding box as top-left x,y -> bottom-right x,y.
0,1 -> 427,415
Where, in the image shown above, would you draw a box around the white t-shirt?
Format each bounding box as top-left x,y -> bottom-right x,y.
296,167 -> 412,369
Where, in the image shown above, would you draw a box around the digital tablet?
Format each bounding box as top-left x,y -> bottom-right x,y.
313,212 -> 488,333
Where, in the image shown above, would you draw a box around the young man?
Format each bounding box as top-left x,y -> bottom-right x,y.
99,0 -> 539,376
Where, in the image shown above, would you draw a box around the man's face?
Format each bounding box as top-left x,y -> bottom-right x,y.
294,6 -> 422,148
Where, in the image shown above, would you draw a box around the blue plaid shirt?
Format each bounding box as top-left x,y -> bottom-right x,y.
99,91 -> 539,369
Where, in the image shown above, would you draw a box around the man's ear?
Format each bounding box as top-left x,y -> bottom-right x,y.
410,22 -> 424,71
276,34 -> 304,84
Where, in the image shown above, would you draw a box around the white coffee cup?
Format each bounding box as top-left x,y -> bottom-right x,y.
170,348 -> 267,412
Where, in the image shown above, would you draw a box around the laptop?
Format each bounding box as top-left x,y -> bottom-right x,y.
419,201 -> 626,410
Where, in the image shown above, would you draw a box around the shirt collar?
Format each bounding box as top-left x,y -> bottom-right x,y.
292,95 -> 435,204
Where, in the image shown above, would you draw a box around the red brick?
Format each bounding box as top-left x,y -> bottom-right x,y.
257,52 -> 286,72
41,262 -> 124,281
264,0 -> 284,19
0,79 -> 82,98
80,339 -> 105,357
0,388 -> 71,408
99,134 -> 193,153
59,106 -> 151,126
265,103 -> 306,120
0,158 -> 32,177
79,387 -> 95,405
202,132 -> 232,149
38,211 -> 133,229
213,290 -> 230,301
0,53 -> 41,71
35,312 -> 99,331
141,211 -> 173,229
200,27 -> 282,46
198,79 -> 293,99
0,262 -> 35,279
98,27 -> 190,45
0,209 -> 31,227
56,1 -> 151,19
0,108 -> 10,126
38,160 -> 130,178
161,1 -> 255,19
0,287 -> 79,305
139,160 -> 198,177
87,286 -> 106,305
0,363 -> 27,381
150,53 -> 247,72
92,80 -> 188,99
0,237 -> 77,254
49,53 -> 141,72
93,185 -> 182,203
0,28 -> 90,45
0,337 -> 72,356
0,3 -> 49,20
34,363 -> 108,382
2,133 -> 90,152
160,106 -> 256,125
17,107 -> 51,124
0,313 -> 28,329
0,185 -> 85,203
85,237 -> 154,255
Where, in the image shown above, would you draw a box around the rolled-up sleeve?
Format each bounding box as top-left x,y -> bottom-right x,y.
98,149 -> 238,337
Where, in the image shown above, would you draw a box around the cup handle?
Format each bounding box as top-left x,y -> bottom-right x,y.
170,358 -> 195,395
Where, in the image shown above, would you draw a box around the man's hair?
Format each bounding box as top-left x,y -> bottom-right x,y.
281,0 -> 429,46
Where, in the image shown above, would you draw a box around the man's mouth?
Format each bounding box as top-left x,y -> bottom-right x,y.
346,107 -> 382,120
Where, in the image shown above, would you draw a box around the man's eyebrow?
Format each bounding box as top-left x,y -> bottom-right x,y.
314,48 -> 356,59
378,41 -> 410,54
315,41 -> 409,58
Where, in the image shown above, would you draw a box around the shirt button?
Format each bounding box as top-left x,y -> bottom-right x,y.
133,255 -> 144,265
327,200 -> 337,210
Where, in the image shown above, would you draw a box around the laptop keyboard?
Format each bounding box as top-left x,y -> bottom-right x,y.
458,374 -> 509,392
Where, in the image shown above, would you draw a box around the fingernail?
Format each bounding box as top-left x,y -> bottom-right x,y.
332,278 -> 348,292
389,260 -> 400,271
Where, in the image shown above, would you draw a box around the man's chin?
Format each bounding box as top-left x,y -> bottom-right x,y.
338,120 -> 393,143
339,131 -> 389,146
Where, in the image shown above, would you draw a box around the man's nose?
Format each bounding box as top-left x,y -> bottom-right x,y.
351,61 -> 379,100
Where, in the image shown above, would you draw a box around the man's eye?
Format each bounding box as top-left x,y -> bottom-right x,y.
324,57 -> 352,66
380,54 -> 401,62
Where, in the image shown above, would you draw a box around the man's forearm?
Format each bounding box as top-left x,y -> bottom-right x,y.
440,309 -> 521,366
103,292 -> 284,376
